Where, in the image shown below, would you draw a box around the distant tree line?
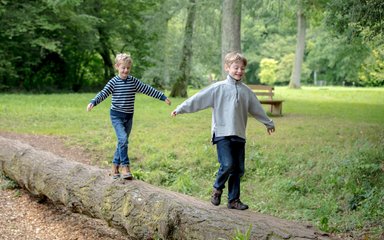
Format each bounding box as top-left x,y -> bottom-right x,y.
0,0 -> 383,93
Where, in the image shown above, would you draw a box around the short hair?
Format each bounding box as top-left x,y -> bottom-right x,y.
115,53 -> 132,65
224,51 -> 247,67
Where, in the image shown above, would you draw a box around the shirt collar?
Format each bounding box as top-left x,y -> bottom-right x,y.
226,75 -> 241,85
117,75 -> 129,82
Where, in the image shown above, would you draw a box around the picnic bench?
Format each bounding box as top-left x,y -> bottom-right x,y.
248,84 -> 284,116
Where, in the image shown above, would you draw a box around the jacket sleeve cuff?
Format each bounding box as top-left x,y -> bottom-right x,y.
160,95 -> 167,101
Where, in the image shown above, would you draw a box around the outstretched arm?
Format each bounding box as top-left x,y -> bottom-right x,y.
171,85 -> 215,117
87,78 -> 115,112
248,91 -> 275,129
133,77 -> 167,101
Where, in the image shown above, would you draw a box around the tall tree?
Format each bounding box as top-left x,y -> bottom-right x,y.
87,0 -> 115,81
289,1 -> 306,89
170,0 -> 197,97
141,0 -> 185,89
221,0 -> 242,78
288,0 -> 330,88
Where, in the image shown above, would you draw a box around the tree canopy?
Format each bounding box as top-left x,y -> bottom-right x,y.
0,0 -> 383,93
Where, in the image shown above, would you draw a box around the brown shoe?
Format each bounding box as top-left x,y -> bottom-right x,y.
227,199 -> 249,210
112,164 -> 120,179
121,165 -> 133,180
211,188 -> 222,206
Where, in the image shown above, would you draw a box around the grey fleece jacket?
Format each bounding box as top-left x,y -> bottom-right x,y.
174,75 -> 275,140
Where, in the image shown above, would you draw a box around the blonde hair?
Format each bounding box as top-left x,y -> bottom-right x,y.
115,53 -> 132,66
224,51 -> 247,67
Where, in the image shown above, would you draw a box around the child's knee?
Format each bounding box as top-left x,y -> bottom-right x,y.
117,138 -> 128,146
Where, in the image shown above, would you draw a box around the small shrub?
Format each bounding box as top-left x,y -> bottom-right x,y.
232,225 -> 252,240
0,173 -> 19,190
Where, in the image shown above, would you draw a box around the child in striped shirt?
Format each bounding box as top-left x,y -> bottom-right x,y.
87,53 -> 171,180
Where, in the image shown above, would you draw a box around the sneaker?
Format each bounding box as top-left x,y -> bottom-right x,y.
121,165 -> 133,180
211,188 -> 222,206
112,164 -> 120,179
227,199 -> 249,210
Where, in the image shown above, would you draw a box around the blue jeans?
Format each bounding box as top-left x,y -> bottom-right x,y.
213,138 -> 245,202
110,113 -> 133,166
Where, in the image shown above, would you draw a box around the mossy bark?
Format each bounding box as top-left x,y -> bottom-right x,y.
169,0 -> 196,98
0,137 -> 331,240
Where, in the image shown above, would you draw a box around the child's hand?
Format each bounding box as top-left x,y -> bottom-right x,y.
171,111 -> 177,117
87,103 -> 94,112
267,127 -> 275,135
165,98 -> 171,106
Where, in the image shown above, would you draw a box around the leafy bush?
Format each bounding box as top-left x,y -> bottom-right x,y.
258,58 -> 278,85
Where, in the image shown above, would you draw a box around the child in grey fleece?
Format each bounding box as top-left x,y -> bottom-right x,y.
171,52 -> 275,210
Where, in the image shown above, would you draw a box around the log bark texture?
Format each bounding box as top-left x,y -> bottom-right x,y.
0,137 -> 331,240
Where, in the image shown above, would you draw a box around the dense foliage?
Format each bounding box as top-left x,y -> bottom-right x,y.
0,0 -> 161,92
0,0 -> 383,93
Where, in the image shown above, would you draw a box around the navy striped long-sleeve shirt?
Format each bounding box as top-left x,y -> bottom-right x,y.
91,75 -> 167,114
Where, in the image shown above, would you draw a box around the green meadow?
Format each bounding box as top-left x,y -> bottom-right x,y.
1,87 -> 383,238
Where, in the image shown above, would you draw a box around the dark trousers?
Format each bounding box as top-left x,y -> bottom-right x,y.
213,138 -> 245,202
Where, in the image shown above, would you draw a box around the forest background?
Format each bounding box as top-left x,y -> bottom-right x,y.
0,0 -> 383,239
0,0 -> 383,93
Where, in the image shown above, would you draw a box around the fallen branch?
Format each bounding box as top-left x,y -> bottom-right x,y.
0,137 -> 330,240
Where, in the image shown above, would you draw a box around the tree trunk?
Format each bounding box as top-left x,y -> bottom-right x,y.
170,0 -> 197,98
98,34 -> 115,81
93,0 -> 115,81
0,137 -> 331,240
161,18 -> 171,87
289,7 -> 306,89
221,0 -> 242,78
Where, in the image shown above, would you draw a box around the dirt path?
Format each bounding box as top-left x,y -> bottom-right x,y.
0,132 -> 130,240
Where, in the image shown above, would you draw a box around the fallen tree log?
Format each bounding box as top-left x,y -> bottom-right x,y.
0,137 -> 331,240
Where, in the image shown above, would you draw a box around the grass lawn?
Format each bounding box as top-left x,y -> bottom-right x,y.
1,86 -> 383,238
